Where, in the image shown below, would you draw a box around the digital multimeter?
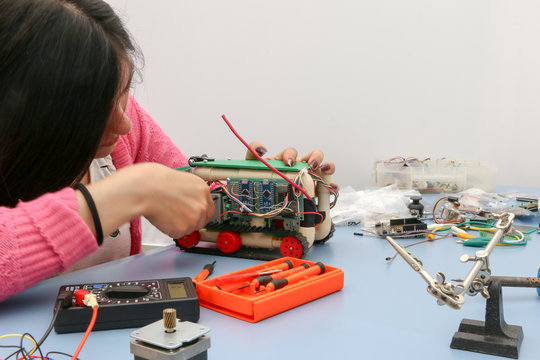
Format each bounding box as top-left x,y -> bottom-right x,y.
53,277 -> 199,334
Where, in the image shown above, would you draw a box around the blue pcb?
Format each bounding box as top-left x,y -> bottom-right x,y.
260,179 -> 275,212
238,179 -> 253,211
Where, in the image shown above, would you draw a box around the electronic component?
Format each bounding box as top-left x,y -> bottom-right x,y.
53,278 -> 199,333
260,179 -> 274,212
237,178 -> 253,211
408,195 -> 424,217
225,178 -> 299,216
209,192 -> 223,224
375,218 -> 427,237
130,308 -> 210,360
515,194 -> 539,202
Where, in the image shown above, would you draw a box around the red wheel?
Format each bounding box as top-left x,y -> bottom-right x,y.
176,231 -> 201,248
280,236 -> 304,258
217,231 -> 241,254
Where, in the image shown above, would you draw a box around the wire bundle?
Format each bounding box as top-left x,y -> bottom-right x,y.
1,290 -> 99,360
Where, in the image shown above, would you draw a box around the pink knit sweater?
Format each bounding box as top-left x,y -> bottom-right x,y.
0,96 -> 188,302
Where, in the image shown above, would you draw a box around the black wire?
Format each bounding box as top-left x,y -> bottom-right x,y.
4,341 -> 22,360
47,351 -> 79,359
4,332 -> 42,360
3,299 -> 62,360
26,332 -> 44,360
20,332 -> 44,360
0,343 -> 23,360
36,300 -> 62,348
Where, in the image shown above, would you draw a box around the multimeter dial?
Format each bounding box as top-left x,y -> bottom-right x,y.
83,280 -> 163,304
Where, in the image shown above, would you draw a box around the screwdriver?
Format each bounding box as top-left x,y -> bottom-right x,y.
214,259 -> 295,292
214,269 -> 283,291
264,262 -> 326,293
249,263 -> 310,292
193,261 -> 216,282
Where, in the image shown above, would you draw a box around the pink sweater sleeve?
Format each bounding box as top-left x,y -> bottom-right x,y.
113,95 -> 189,169
0,96 -> 190,302
111,95 -> 190,255
0,188 -> 98,302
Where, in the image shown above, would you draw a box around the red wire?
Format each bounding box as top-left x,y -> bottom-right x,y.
220,210 -> 246,218
221,114 -> 312,201
70,306 -> 98,360
295,212 -> 324,228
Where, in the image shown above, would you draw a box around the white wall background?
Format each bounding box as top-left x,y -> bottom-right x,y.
104,0 -> 540,244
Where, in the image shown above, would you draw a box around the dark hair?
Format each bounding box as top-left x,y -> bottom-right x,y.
0,0 -> 139,207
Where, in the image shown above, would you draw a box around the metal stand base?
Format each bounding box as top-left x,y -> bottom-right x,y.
450,319 -> 523,359
450,278 -> 524,359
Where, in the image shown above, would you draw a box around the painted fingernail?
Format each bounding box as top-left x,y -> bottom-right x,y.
287,158 -> 294,166
310,160 -> 319,169
255,146 -> 267,156
320,164 -> 331,172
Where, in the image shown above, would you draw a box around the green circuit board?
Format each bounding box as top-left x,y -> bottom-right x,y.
178,159 -> 308,172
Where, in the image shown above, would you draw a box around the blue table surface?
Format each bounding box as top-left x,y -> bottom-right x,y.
1,185 -> 540,360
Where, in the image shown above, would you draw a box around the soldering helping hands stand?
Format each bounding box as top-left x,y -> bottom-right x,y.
385,212 -> 515,310
386,213 -> 536,358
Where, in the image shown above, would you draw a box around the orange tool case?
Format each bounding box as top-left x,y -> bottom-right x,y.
194,257 -> 344,322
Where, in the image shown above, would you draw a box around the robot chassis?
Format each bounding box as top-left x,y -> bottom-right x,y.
175,159 -> 335,259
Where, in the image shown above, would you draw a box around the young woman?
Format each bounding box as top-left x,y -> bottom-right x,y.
0,0 -> 335,301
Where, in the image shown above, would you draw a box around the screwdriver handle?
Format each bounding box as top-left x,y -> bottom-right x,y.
194,261 -> 216,282
265,262 -> 326,292
263,259 -> 294,272
215,270 -> 283,287
250,263 -> 310,291
213,260 -> 294,291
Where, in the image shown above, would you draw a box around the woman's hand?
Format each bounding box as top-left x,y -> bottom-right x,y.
245,141 -> 336,175
77,163 -> 215,239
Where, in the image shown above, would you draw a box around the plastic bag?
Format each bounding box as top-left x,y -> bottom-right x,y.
330,185 -> 421,226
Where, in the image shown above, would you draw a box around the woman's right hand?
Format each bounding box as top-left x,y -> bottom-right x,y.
77,163 -> 215,239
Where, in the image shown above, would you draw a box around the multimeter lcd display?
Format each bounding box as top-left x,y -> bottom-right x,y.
168,282 -> 188,299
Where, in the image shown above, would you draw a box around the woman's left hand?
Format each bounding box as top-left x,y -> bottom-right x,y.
245,141 -> 336,175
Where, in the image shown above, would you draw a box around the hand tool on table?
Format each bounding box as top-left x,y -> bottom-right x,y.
193,261 -> 216,282
248,263 -> 310,292
263,262 -> 326,293
208,259 -> 295,292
